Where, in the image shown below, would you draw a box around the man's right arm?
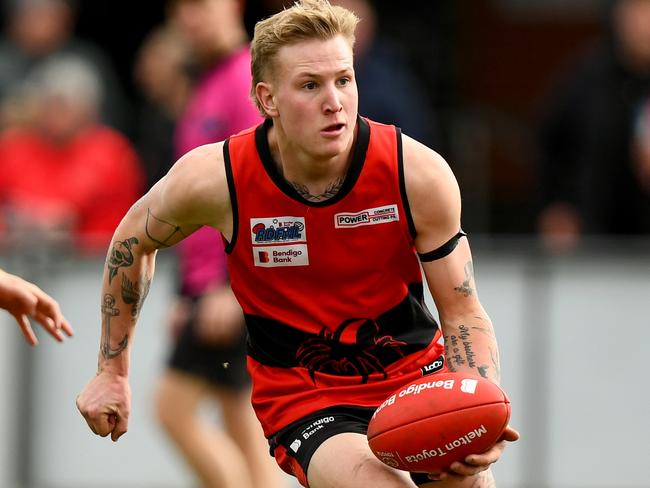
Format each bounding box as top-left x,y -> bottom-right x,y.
76,142 -> 231,441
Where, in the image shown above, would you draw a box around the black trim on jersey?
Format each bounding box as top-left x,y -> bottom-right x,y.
396,127 -> 417,240
245,282 -> 438,383
254,115 -> 371,207
417,230 -> 467,262
222,138 -> 239,254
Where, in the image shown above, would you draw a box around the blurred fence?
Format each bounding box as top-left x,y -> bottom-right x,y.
0,237 -> 648,488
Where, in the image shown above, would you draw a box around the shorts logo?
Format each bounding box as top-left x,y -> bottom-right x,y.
250,217 -> 309,267
299,416 -> 335,441
334,204 -> 399,228
289,439 -> 301,453
421,355 -> 445,376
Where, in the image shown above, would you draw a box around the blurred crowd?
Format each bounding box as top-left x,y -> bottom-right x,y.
0,0 -> 646,256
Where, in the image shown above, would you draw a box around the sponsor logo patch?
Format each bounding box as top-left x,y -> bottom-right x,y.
253,244 -> 309,267
250,217 -> 309,267
334,204 -> 399,228
251,216 -> 306,244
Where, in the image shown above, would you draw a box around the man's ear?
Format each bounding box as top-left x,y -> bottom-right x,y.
255,82 -> 278,117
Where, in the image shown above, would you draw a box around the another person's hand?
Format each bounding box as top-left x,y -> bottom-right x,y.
195,285 -> 244,345
167,296 -> 192,340
76,371 -> 131,442
0,269 -> 74,345
427,426 -> 520,482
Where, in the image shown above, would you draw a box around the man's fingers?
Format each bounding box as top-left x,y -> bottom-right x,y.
32,291 -> 65,329
111,414 -> 129,442
464,440 -> 507,467
499,426 -> 520,442
33,312 -> 64,341
60,318 -> 74,337
81,410 -> 119,438
14,313 -> 38,346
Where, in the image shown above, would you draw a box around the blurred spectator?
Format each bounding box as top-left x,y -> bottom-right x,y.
133,24 -> 192,191
333,0 -> 440,147
0,56 -> 143,253
0,0 -> 130,132
154,1 -> 283,488
536,0 -> 650,251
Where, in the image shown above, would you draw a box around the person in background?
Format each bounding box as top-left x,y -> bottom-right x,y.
0,268 -> 73,345
152,1 -> 284,487
133,24 -> 192,192
0,0 -> 130,132
333,0 -> 439,147
536,0 -> 650,251
0,55 -> 143,252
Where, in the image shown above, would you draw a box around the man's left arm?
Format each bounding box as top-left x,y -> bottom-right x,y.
403,135 -> 518,480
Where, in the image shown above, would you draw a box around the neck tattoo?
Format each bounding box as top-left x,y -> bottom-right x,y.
288,177 -> 346,202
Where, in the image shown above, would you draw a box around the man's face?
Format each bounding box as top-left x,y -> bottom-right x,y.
267,35 -> 359,161
170,0 -> 239,57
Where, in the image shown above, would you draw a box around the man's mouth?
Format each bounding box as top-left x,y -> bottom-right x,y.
322,123 -> 345,134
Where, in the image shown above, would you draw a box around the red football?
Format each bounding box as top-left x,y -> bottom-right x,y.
367,372 -> 510,473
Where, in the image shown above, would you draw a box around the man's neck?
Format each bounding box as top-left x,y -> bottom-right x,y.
268,122 -> 357,201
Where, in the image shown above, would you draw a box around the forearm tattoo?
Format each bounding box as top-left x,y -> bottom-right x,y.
121,271 -> 151,318
107,237 -> 139,284
444,325 -> 500,382
145,208 -> 188,248
454,261 -> 475,297
100,294 -> 128,360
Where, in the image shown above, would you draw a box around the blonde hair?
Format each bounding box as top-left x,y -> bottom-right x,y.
250,0 -> 359,115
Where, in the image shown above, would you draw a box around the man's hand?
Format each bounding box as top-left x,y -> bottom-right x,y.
76,371 -> 131,442
0,269 -> 74,345
427,426 -> 520,482
195,285 -> 244,344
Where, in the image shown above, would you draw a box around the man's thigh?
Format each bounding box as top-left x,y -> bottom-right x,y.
307,432 -> 415,488
418,470 -> 496,488
308,433 -> 496,488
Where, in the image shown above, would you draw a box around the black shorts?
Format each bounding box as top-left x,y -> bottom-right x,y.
167,300 -> 250,390
268,405 -> 434,487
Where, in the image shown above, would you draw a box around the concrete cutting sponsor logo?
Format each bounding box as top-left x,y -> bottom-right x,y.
334,204 -> 399,228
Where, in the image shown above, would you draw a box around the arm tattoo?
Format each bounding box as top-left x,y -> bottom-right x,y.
444,324 -> 500,381
454,261 -> 475,297
121,272 -> 151,318
288,177 -> 345,202
145,209 -> 188,248
444,333 -> 465,371
107,237 -> 139,284
101,294 -> 128,360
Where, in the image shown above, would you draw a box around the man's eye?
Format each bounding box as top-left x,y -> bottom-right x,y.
304,82 -> 317,90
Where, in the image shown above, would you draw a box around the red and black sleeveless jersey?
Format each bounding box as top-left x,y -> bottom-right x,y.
224,117 -> 444,437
